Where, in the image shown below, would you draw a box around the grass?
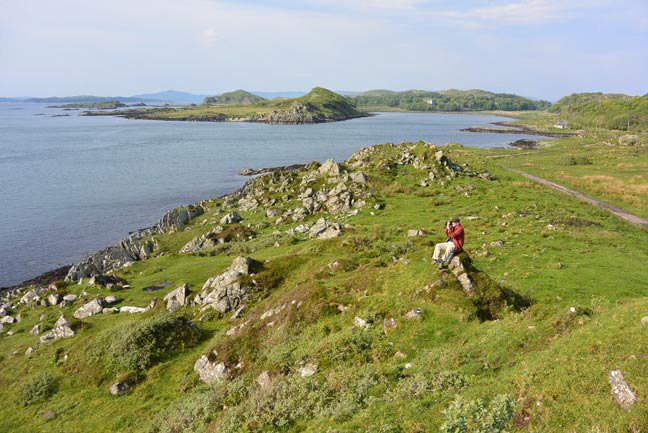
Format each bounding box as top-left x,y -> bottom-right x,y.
0,141 -> 647,432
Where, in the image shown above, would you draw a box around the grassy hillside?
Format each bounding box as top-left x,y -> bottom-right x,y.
203,90 -> 266,105
1,141 -> 647,433
549,92 -> 648,132
349,89 -> 550,112
89,87 -> 368,124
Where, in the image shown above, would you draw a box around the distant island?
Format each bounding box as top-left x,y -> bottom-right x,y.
47,101 -> 127,109
348,89 -> 551,112
83,87 -> 369,124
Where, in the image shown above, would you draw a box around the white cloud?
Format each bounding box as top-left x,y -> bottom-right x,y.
441,0 -> 605,26
202,28 -> 222,43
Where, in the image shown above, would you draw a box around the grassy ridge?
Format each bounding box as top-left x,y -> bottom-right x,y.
0,141 -> 647,432
549,92 -> 648,132
349,89 -> 550,112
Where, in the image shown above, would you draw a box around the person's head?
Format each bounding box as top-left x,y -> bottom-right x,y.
450,217 -> 461,227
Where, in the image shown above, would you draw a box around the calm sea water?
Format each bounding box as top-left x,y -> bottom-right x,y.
0,103 -> 542,286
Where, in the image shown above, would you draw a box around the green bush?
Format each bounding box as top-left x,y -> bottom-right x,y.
92,313 -> 201,376
440,394 -> 517,433
147,385 -> 227,433
20,372 -> 58,406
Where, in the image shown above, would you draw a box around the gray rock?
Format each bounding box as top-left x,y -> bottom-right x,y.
350,171 -> 367,185
407,229 -> 424,237
230,305 -> 246,320
449,256 -> 474,294
105,295 -> 117,304
109,382 -> 129,396
298,363 -> 317,377
220,212 -> 242,225
119,306 -> 146,314
180,227 -> 224,253
102,307 -> 119,314
43,410 -> 56,421
163,284 -> 189,311
318,159 -> 340,176
194,354 -> 228,384
308,218 -> 342,239
0,316 -> 15,324
25,346 -> 35,357
266,209 -> 283,218
383,317 -> 397,333
608,370 -> 636,410
490,240 -> 504,247
640,316 -> 648,326
73,298 -> 105,319
256,370 -> 272,389
197,257 -> 253,313
47,294 -> 62,306
39,316 -> 75,343
354,316 -> 370,330
0,307 -> 8,317
63,294 -> 77,302
20,288 -> 44,304
30,324 -> 40,336
404,308 -> 423,320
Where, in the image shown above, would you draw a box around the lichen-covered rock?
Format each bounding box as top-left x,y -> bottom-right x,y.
194,353 -> 228,384
608,370 -> 636,410
73,298 -> 105,319
197,257 -> 253,313
318,159 -> 340,176
39,316 -> 75,343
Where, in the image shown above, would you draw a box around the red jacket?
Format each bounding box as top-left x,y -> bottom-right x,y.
445,224 -> 464,251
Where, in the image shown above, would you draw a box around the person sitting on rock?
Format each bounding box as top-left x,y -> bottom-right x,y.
433,217 -> 464,269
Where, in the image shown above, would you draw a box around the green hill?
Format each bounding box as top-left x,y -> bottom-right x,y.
203,90 -> 266,105
549,92 -> 648,132
351,89 -> 551,112
88,87 -> 368,124
1,140 -> 647,433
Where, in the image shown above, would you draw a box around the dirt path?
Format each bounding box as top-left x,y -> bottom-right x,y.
505,167 -> 648,231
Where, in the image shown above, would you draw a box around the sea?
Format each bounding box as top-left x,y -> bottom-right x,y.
0,103 -> 545,286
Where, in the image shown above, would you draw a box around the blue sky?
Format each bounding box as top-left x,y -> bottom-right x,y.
1,0 -> 646,100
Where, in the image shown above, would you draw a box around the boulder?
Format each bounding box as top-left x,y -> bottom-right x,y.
25,346 -> 35,357
608,370 -> 636,410
404,308 -> 423,320
354,316 -> 370,330
194,354 -> 228,384
105,295 -> 118,304
449,256 -> 474,294
39,316 -> 75,343
197,257 -> 253,313
63,294 -> 77,302
298,363 -> 317,377
238,197 -> 259,211
120,306 -> 146,314
47,294 -> 62,306
256,370 -> 272,390
350,171 -> 367,185
318,159 -> 340,176
30,324 -> 40,336
20,288 -> 44,304
73,298 -> 105,319
163,284 -> 189,311
0,316 -> 15,324
109,382 -> 129,396
308,218 -> 342,239
220,212 -> 242,225
266,209 -> 283,218
640,316 -> 648,326
407,229 -> 424,237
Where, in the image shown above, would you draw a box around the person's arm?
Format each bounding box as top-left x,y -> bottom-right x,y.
444,222 -> 452,237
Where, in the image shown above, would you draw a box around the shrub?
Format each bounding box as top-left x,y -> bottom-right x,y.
147,385 -> 227,433
95,313 -> 201,376
564,155 -> 593,166
20,372 -> 58,406
440,394 -> 517,433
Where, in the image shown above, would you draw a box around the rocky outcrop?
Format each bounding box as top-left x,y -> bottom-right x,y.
308,218 -> 342,239
448,256 -> 474,294
66,205 -> 204,281
180,227 -> 224,253
196,257 -> 253,313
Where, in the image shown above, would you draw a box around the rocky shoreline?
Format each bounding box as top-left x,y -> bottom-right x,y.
462,121 -> 576,138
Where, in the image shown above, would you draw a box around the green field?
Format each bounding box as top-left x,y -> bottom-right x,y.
1,139 -> 647,433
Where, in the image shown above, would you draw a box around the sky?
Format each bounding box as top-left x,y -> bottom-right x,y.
1,0 -> 647,100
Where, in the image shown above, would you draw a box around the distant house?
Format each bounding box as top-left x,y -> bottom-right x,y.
554,120 -> 568,129
425,99 -> 435,105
